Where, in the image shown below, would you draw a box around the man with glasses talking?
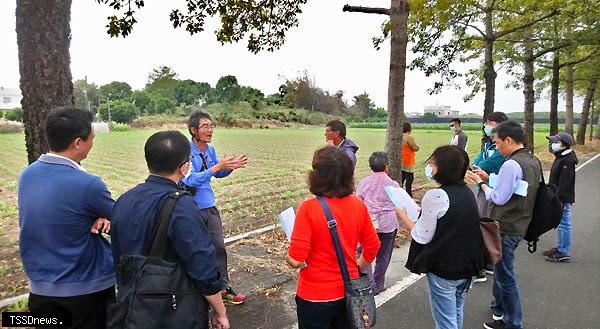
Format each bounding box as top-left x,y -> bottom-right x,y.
182,111 -> 248,305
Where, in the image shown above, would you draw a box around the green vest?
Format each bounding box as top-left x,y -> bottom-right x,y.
489,148 -> 541,236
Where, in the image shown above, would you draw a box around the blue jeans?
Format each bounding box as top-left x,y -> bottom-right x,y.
426,273 -> 472,329
491,234 -> 523,329
557,203 -> 572,255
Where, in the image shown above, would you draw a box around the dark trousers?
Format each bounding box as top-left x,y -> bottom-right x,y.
374,230 -> 397,291
199,206 -> 229,285
28,287 -> 115,329
401,170 -> 414,197
296,295 -> 350,329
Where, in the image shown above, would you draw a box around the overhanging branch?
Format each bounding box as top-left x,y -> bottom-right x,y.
494,10 -> 559,40
343,5 -> 390,15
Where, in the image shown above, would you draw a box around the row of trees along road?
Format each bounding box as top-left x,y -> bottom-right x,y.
73,66 -> 383,125
16,0 -> 600,182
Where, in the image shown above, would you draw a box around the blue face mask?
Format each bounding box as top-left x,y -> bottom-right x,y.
425,164 -> 436,183
484,125 -> 494,137
551,142 -> 563,153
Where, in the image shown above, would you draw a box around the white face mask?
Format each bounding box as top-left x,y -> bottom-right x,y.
450,126 -> 456,133
484,125 -> 495,137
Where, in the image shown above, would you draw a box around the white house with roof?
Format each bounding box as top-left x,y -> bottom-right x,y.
0,87 -> 22,110
424,104 -> 459,117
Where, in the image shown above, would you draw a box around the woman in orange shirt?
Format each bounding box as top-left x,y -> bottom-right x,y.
286,146 -> 381,329
402,122 -> 420,197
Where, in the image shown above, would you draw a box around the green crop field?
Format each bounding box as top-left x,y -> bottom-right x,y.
0,128 -> 552,236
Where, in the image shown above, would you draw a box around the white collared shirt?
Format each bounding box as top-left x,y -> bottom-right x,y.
45,153 -> 87,172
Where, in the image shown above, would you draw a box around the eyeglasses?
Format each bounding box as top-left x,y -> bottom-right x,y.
198,123 -> 216,130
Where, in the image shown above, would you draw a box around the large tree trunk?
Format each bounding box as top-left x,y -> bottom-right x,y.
549,52 -> 560,136
384,0 -> 409,183
576,79 -> 597,145
17,0 -> 74,164
564,52 -> 575,136
483,2 -> 496,124
594,104 -> 600,139
523,54 -> 536,151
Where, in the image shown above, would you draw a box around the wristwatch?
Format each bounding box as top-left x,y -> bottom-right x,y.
478,181 -> 486,189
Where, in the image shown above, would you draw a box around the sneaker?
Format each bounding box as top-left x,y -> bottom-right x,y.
545,250 -> 570,262
474,270 -> 487,283
222,287 -> 246,305
492,313 -> 503,321
483,320 -> 511,329
484,264 -> 494,275
543,247 -> 558,257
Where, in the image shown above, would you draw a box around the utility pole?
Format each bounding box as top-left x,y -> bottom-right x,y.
107,92 -> 112,124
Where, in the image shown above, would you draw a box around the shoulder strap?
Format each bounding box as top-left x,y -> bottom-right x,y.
316,196 -> 352,285
147,189 -> 190,258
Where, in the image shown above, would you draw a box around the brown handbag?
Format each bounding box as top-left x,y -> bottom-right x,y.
480,217 -> 502,265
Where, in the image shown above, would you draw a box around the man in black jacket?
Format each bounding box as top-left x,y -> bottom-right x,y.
544,132 -> 578,262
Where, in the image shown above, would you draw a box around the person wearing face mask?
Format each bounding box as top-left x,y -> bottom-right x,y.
543,132 -> 578,262
471,111 -> 508,282
111,130 -> 230,329
449,118 -> 468,150
181,111 -> 249,305
396,145 -> 487,329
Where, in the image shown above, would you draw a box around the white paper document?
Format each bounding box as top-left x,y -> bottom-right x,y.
488,174 -> 528,196
279,207 -> 296,242
384,186 -> 421,222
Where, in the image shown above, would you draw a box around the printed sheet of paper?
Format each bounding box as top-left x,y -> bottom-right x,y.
279,207 -> 296,242
384,186 -> 420,222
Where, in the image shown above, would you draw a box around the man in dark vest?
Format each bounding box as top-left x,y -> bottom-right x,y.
467,120 -> 540,329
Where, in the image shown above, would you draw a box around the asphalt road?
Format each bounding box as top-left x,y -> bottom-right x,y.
375,155 -> 600,329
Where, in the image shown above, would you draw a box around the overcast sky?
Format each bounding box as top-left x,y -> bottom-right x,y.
0,1 -> 581,114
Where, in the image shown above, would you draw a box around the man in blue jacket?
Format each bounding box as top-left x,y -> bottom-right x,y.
325,119 -> 359,169
181,111 -> 248,305
18,107 -> 115,329
111,130 -> 230,328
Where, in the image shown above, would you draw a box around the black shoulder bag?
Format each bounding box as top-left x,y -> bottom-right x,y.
107,190 -> 209,329
524,157 -> 563,253
316,196 -> 376,329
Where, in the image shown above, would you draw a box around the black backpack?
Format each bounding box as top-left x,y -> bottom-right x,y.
524,158 -> 563,253
107,190 -> 209,329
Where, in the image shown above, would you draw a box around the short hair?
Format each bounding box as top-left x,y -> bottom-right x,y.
485,111 -> 508,124
308,146 -> 354,198
187,111 -> 212,137
429,145 -> 469,185
45,107 -> 94,152
449,118 -> 461,126
369,151 -> 388,172
494,119 -> 524,144
326,120 -> 347,138
403,122 -> 412,133
144,130 -> 191,176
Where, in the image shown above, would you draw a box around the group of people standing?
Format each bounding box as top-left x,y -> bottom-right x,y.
16,107 -> 577,329
286,114 -> 577,329
18,107 -> 248,329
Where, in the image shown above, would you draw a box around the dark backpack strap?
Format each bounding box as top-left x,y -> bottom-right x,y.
147,190 -> 190,258
316,196 -> 352,286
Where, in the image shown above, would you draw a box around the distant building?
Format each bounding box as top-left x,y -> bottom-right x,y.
424,104 -> 459,117
405,112 -> 423,118
0,87 -> 22,110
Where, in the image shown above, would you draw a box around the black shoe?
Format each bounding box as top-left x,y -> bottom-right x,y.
484,264 -> 494,275
474,270 -> 487,283
483,320 -> 513,329
543,247 -> 558,257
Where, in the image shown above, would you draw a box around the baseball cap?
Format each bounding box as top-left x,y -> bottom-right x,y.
546,132 -> 574,147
